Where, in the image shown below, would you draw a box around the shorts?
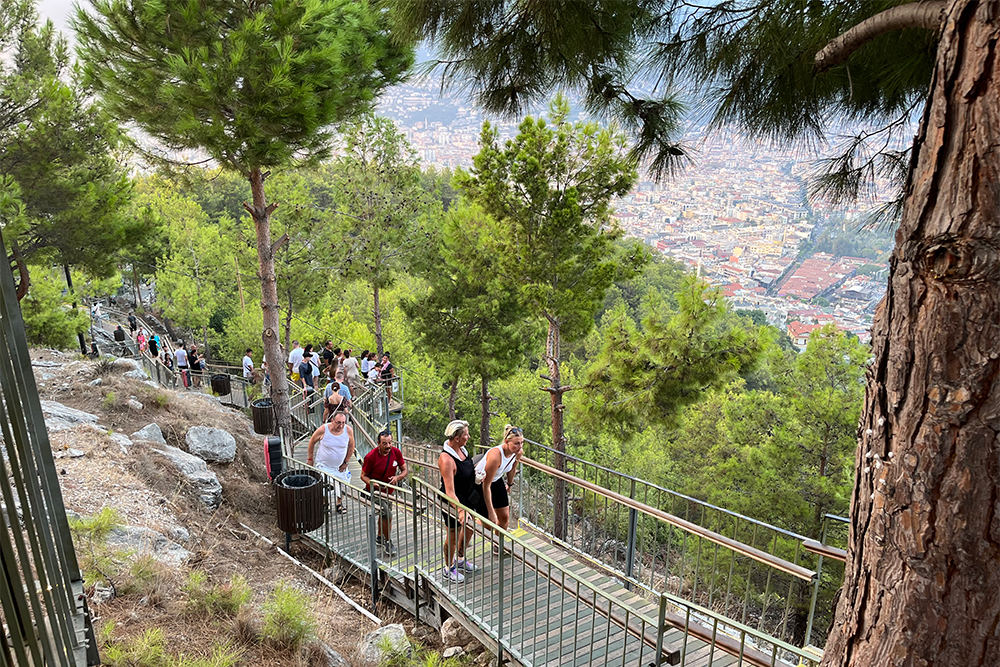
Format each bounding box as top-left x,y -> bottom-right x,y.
488,478 -> 510,510
371,493 -> 392,520
441,491 -> 486,530
291,372 -> 300,382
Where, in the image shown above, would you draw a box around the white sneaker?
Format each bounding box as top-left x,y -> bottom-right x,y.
454,557 -> 478,572
443,564 -> 465,582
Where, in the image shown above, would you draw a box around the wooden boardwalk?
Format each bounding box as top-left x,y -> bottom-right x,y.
291,445 -> 757,667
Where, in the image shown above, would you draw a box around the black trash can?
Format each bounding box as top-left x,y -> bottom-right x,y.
251,398 -> 274,435
210,373 -> 231,396
264,435 -> 283,481
275,469 -> 326,534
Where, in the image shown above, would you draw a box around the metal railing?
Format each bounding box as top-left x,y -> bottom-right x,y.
0,234 -> 97,665
283,446 -> 822,667
517,439 -> 844,649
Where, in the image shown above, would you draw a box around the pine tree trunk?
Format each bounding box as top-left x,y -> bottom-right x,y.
546,317 -> 567,541
246,168 -> 291,439
373,284 -> 384,357
822,3 -> 1000,665
283,289 -> 293,356
448,377 -> 458,421
132,265 -> 142,309
480,374 -> 491,450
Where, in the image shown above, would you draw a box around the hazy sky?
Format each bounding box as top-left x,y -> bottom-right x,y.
37,0 -> 75,35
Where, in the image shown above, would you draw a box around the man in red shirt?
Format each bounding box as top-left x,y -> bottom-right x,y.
361,429 -> 407,557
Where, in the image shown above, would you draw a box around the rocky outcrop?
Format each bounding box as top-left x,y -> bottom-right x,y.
131,423 -> 166,445
185,426 -> 236,464
153,445 -> 222,508
360,624 -> 409,665
42,400 -> 100,433
105,525 -> 192,566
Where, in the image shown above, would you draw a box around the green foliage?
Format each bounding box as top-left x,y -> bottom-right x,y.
395,1 -> 938,203
103,392 -> 118,410
261,581 -> 316,649
403,201 -> 535,429
75,0 -> 414,173
583,277 -> 766,432
331,114 -> 437,354
20,266 -> 88,348
102,627 -> 242,667
183,571 -> 252,618
69,507 -> 123,587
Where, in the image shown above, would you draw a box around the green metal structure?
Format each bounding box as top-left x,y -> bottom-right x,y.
0,231 -> 97,666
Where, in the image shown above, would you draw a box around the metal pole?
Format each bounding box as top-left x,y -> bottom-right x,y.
625,478 -> 638,590
803,518 -> 830,647
368,503 -> 380,609
497,532 -> 505,667
411,477 -> 420,626
654,594 -> 667,667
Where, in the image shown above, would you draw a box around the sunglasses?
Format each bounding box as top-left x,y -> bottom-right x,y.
506,427 -> 523,437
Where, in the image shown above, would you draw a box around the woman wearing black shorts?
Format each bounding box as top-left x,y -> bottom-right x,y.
438,420 -> 483,582
475,424 -> 524,531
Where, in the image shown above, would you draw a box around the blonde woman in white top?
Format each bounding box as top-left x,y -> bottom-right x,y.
475,424 -> 524,530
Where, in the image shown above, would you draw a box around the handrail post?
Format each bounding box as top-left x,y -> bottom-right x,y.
368,492 -> 380,609
803,516 -> 830,647
654,593 -> 667,667
626,478 -> 638,590
497,531 -> 505,667
411,476 -> 420,626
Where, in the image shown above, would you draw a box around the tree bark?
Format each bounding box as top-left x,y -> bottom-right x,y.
480,374 -> 492,450
284,288 -> 293,356
62,263 -> 87,355
546,317 -> 567,541
373,284 -> 384,358
11,240 -> 29,302
448,376 -> 458,421
245,168 -> 291,439
822,3 -> 1000,665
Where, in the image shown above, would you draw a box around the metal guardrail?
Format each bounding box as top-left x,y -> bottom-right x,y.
282,447 -> 822,667
517,438 -> 844,649
1,233 -> 96,665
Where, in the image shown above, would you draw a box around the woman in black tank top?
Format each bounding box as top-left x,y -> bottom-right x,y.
437,421 -> 483,581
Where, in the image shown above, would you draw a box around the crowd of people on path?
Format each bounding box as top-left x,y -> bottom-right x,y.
284,340 -> 398,408
304,412 -> 524,572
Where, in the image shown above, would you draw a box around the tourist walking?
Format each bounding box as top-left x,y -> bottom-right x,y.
127,311 -> 137,336
242,348 -> 255,381
188,344 -> 202,388
342,349 -> 360,394
361,429 -> 408,557
475,424 -> 524,534
174,343 -> 189,388
148,335 -> 159,359
306,412 -> 355,514
438,420 -> 484,582
287,340 -> 303,383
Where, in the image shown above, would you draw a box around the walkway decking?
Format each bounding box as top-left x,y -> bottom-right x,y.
288,443 -> 766,667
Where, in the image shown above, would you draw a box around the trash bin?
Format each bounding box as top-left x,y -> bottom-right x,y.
210,373 -> 231,396
251,398 -> 274,435
264,435 -> 283,481
275,469 -> 325,534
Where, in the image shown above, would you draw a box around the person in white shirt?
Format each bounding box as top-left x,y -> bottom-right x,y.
242,348 -> 254,380
174,344 -> 189,388
287,340 -> 303,382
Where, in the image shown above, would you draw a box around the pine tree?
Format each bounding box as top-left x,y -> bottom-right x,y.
75,0 -> 413,436
459,95 -> 643,538
397,2 -> 1000,663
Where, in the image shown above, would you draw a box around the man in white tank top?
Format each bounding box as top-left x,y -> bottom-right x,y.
306,413 -> 355,514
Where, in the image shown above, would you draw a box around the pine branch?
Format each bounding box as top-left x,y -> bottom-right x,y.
815,0 -> 947,71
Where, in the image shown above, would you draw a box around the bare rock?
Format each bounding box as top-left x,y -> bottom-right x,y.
88,378 -> 103,386
131,424 -> 166,445
360,624 -> 409,665
442,647 -> 465,659
114,358 -> 143,373
153,445 -> 222,508
316,643 -> 351,667
441,617 -> 475,648
105,525 -> 192,566
41,400 -> 98,426
185,426 -> 236,464
123,369 -> 148,381
127,399 -> 144,411
110,433 -> 132,453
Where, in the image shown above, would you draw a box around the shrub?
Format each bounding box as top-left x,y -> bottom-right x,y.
69,508 -> 123,587
261,581 -> 316,650
102,391 -> 118,410
102,627 -> 170,667
183,571 -> 252,618
120,554 -> 170,604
